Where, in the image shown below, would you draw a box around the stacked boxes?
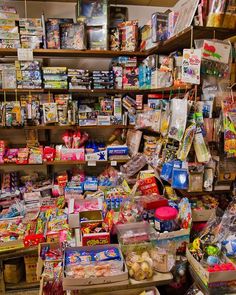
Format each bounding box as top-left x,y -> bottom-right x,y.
68,69 -> 92,90
0,6 -> 20,48
43,67 -> 68,89
19,18 -> 43,49
92,70 -> 114,89
46,18 -> 73,49
15,61 -> 42,89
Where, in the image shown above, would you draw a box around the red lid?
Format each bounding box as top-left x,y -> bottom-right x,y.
154,206 -> 178,221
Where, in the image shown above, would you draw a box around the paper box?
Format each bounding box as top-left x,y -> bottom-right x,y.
37,242 -> 61,280
82,232 -> 110,246
63,244 -> 128,289
60,147 -> 85,161
107,145 -> 129,157
192,208 -> 216,222
69,209 -> 103,229
154,229 -> 190,254
85,149 -> 107,161
186,247 -> 236,286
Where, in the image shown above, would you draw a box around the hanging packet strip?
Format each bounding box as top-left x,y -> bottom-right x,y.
182,48 -> 201,84
168,98 -> 188,141
193,127 -> 211,162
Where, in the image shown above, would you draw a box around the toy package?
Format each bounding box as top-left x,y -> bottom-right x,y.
43,103 -> 58,124
77,0 -> 108,26
123,67 -> 139,90
151,12 -> 168,43
60,22 -> 86,50
118,20 -> 138,52
46,18 -> 73,49
87,26 -> 108,50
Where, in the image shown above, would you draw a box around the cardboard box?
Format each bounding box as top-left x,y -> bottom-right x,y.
192,208 -> 216,222
85,149 -> 108,161
37,242 -> 60,280
186,247 -> 236,286
82,232 -> 110,246
63,244 -> 128,289
4,259 -> 24,284
68,198 -> 103,228
69,210 -> 103,229
154,229 -> 190,254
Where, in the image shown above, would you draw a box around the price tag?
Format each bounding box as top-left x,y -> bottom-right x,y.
88,161 -> 96,167
111,161 -> 117,166
17,48 -> 33,61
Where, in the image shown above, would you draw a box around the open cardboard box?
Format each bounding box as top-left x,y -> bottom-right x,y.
192,208 -> 216,222
186,247 -> 236,286
63,244 -> 128,289
155,229 -> 190,254
68,203 -> 103,228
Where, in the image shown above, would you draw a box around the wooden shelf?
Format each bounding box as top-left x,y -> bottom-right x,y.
0,124 -> 134,130
0,27 -> 234,59
0,85 -> 191,95
5,281 -> 39,291
147,26 -> 236,55
0,48 -> 146,58
0,160 -> 128,166
11,0 -> 177,7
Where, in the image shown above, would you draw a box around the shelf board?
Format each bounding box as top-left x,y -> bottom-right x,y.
0,125 -> 134,130
10,0 -> 177,7
0,48 -> 146,58
147,26 -> 236,55
5,280 -> 39,291
0,160 -> 128,166
0,85 -> 191,95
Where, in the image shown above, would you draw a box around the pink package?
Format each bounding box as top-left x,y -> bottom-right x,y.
73,198 -> 103,213
60,147 -> 85,161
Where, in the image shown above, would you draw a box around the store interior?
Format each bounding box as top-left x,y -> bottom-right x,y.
0,0 -> 235,294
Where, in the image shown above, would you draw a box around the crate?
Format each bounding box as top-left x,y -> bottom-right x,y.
4,259 -> 24,284
24,254 -> 38,264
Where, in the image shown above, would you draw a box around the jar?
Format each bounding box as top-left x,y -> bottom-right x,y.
154,206 -> 178,232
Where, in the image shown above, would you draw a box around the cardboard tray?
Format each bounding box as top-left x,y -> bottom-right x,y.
192,208 -> 216,222
186,247 -> 236,285
63,244 -> 128,288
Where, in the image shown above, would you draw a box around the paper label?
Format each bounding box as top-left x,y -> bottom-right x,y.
88,161 -> 96,167
202,40 -> 231,64
111,161 -> 117,166
17,48 -> 33,61
182,48 -> 201,84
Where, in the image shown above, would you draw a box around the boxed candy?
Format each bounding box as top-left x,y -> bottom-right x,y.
63,244 -> 128,289
85,149 -> 107,161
